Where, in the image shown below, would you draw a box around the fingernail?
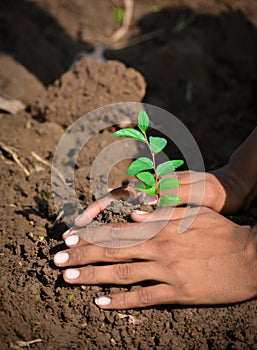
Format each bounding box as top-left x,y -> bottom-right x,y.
65,269 -> 80,279
74,214 -> 81,222
54,252 -> 69,264
65,235 -> 79,246
144,199 -> 157,205
63,228 -> 71,237
95,296 -> 111,306
133,210 -> 148,215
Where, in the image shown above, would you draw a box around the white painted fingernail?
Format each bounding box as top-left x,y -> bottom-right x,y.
95,296 -> 111,306
63,228 -> 71,237
65,235 -> 79,246
74,214 -> 81,222
65,269 -> 80,279
133,210 -> 148,215
54,252 -> 69,264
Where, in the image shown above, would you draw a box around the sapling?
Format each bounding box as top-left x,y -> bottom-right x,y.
113,110 -> 184,207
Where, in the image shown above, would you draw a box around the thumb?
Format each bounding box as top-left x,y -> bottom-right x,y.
131,207 -> 204,222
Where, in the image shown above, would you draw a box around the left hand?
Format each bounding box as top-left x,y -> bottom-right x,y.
54,207 -> 257,309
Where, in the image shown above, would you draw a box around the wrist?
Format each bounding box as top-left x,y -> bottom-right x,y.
228,130 -> 257,208
213,127 -> 257,214
227,155 -> 257,210
212,161 -> 257,214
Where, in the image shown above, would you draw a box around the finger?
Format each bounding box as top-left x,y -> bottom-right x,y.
94,284 -> 174,309
67,184 -> 142,234
54,238 -> 156,267
63,189 -> 131,238
72,194 -> 117,228
71,220 -> 172,248
63,261 -> 162,285
63,227 -> 150,248
176,170 -> 206,184
131,206 -> 210,222
158,180 -> 206,207
62,199 -> 110,239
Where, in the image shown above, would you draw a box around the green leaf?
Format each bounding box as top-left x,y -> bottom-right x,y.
160,194 -> 182,207
113,129 -> 146,142
136,171 -> 155,187
158,178 -> 179,190
138,110 -> 149,132
127,157 -> 154,176
113,7 -> 125,24
156,160 -> 184,176
134,183 -> 157,195
149,136 -> 167,154
171,160 -> 184,169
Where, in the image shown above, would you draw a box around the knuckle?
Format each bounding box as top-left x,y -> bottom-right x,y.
166,260 -> 181,277
110,226 -> 123,240
76,246 -> 86,263
180,282 -> 193,300
200,206 -> 211,214
114,263 -> 130,281
205,179 -> 217,205
137,288 -> 152,305
85,265 -> 95,283
103,244 -> 119,259
156,240 -> 165,254
155,240 -> 169,256
116,292 -> 127,307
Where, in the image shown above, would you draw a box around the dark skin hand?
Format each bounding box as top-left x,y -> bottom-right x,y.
54,208 -> 257,309
54,128 -> 257,309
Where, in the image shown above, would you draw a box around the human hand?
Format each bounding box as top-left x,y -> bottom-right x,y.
54,207 -> 257,309
63,168 -> 243,237
67,126 -> 257,232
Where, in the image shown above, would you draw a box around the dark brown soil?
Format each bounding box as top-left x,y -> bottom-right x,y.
0,1 -> 257,349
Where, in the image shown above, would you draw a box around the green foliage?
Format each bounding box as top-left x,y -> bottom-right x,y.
138,110 -> 149,132
160,195 -> 182,207
127,157 -> 153,176
113,7 -> 125,24
158,178 -> 179,190
134,183 -> 157,195
113,111 -> 184,207
136,171 -> 155,187
66,288 -> 77,307
149,136 -> 167,153
156,160 -> 184,177
113,129 -> 146,142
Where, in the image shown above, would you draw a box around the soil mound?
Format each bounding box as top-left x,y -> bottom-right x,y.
35,57 -> 146,127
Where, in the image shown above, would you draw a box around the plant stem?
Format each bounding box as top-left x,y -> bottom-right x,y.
143,131 -> 160,205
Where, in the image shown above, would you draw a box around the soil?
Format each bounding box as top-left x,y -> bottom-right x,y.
0,0 -> 257,349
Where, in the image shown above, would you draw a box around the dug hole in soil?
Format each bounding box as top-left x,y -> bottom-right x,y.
0,1 -> 257,349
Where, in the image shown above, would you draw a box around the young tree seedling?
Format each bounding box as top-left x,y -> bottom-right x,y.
113,110 -> 184,207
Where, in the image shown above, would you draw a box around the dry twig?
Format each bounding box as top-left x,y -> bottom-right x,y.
0,93 -> 25,115
111,0 -> 134,42
51,209 -> 64,228
31,151 -> 66,185
10,338 -> 42,349
110,15 -> 194,50
0,142 -> 30,176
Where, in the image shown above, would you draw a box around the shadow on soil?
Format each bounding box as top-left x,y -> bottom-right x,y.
0,0 -> 92,84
